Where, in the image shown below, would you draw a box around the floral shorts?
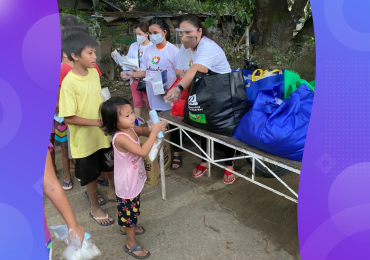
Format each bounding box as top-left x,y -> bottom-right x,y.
117,194 -> 141,228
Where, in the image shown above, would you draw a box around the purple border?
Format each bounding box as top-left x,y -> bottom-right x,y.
299,0 -> 370,259
0,0 -> 60,259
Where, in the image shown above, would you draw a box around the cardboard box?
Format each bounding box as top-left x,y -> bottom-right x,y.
139,132 -> 172,186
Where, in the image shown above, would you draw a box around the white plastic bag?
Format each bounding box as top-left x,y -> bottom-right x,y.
100,87 -> 111,102
145,71 -> 167,95
112,49 -> 138,70
50,225 -> 101,260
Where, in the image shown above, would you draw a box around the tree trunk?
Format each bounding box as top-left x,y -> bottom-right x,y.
252,0 -> 307,49
73,0 -> 81,9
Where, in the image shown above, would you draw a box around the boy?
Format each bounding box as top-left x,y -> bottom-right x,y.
59,31 -> 115,226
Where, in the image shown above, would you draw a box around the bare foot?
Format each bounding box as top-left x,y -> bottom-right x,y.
126,241 -> 149,257
90,207 -> 114,225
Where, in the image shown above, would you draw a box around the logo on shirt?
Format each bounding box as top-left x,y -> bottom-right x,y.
188,94 -> 198,106
188,59 -> 193,68
139,51 -> 143,58
151,56 -> 160,65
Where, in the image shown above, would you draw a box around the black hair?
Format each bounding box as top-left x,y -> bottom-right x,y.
100,97 -> 132,135
60,14 -> 79,27
135,22 -> 149,33
62,31 -> 98,61
61,25 -> 89,42
178,14 -> 221,47
148,17 -> 171,41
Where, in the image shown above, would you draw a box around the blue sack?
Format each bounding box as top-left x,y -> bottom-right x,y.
247,70 -> 285,107
233,83 -> 313,161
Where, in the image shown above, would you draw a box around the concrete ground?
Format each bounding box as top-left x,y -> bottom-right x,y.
45,141 -> 300,260
45,89 -> 300,259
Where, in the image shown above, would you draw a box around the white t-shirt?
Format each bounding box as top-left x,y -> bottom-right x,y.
125,41 -> 153,85
176,44 -> 196,73
141,42 -> 179,111
193,37 -> 231,74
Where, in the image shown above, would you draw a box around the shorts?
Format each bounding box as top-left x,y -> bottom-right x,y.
75,146 -> 113,186
54,120 -> 68,147
117,194 -> 141,228
130,80 -> 150,109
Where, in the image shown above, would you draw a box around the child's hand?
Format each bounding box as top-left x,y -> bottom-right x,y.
150,121 -> 167,134
68,223 -> 85,247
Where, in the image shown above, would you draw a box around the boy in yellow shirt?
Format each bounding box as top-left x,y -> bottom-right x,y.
59,31 -> 114,226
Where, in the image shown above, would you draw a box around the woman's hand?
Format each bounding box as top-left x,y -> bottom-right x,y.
164,86 -> 181,102
111,52 -> 116,59
120,71 -> 133,81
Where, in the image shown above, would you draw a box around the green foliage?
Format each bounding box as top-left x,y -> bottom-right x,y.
295,35 -> 315,47
89,0 -> 107,15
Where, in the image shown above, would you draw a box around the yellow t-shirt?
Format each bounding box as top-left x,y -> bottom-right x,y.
59,68 -> 111,158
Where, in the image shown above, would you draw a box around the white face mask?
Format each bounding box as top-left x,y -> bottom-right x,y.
137,35 -> 146,44
150,34 -> 164,45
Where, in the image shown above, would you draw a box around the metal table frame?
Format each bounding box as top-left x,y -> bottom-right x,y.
158,114 -> 300,203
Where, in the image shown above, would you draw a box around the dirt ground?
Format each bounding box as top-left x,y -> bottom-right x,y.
44,86 -> 301,260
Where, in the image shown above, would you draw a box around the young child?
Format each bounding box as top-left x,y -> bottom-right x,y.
56,25 -> 104,190
100,97 -> 167,259
59,31 -> 115,226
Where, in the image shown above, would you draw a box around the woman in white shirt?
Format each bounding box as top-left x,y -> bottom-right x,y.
165,14 -> 236,184
120,17 -> 182,170
112,22 -> 153,117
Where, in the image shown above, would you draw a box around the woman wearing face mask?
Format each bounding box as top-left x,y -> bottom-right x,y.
165,14 -> 236,184
112,22 -> 152,117
120,17 -> 183,170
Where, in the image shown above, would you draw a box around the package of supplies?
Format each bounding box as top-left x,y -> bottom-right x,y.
112,49 -> 138,70
50,225 -> 101,260
100,87 -> 111,102
144,70 -> 168,95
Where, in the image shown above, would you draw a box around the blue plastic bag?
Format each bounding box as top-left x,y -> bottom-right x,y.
233,83 -> 313,161
247,70 -> 285,107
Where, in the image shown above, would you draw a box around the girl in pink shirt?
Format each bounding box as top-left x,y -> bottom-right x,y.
100,97 -> 167,259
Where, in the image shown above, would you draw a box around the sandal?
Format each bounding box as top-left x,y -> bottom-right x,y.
89,212 -> 114,226
124,242 -> 150,259
171,156 -> 182,170
192,164 -> 208,178
84,191 -> 106,206
120,225 -> 146,235
223,169 -> 235,184
62,181 -> 73,191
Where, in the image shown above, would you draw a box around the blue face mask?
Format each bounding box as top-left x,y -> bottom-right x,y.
150,33 -> 164,45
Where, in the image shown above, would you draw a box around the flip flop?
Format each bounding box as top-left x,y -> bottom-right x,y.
223,169 -> 235,184
84,191 -> 106,206
120,226 -> 146,236
192,164 -> 208,178
62,181 -> 73,191
89,212 -> 114,226
124,242 -> 150,259
171,156 -> 182,170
